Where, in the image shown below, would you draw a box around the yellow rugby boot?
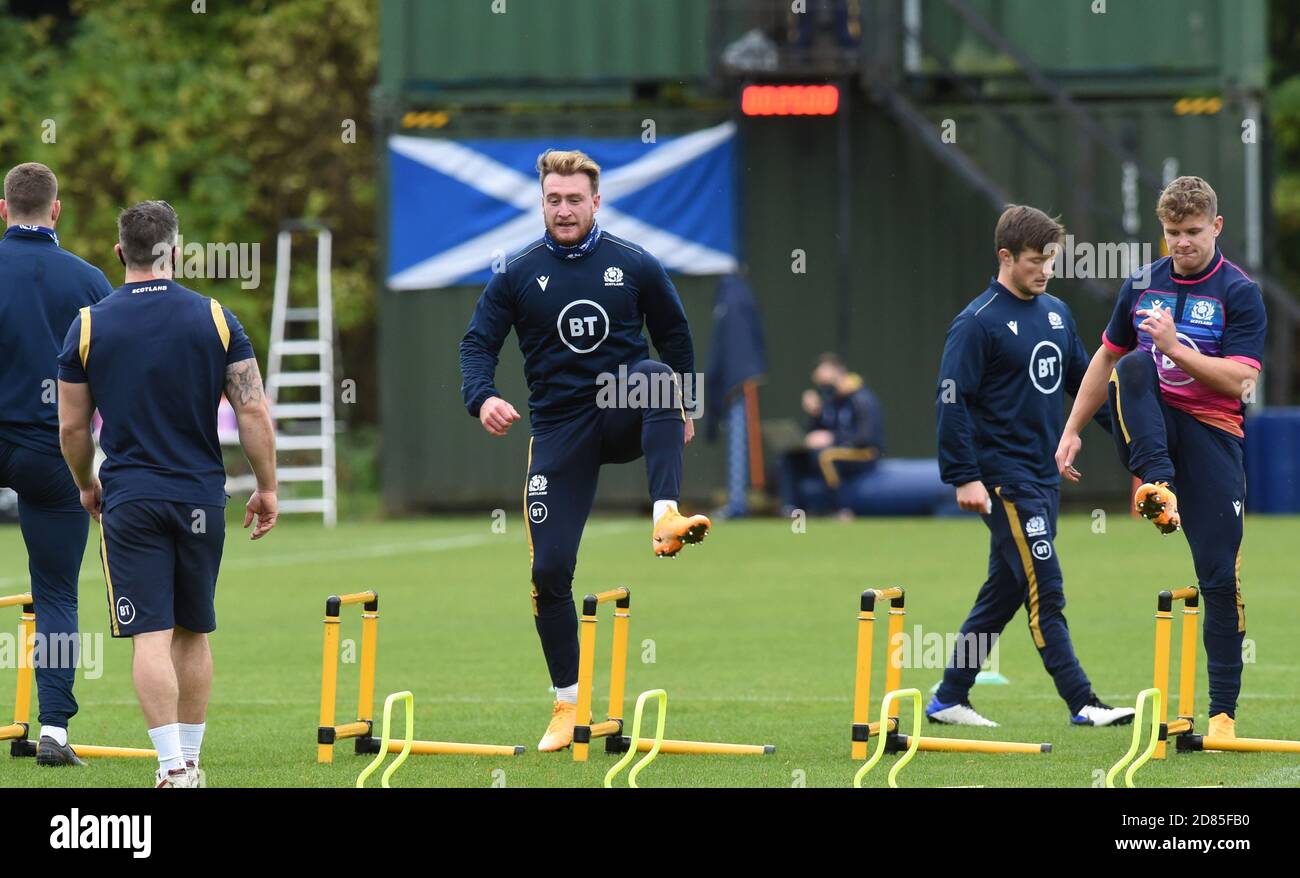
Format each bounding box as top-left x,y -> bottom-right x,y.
537,701 -> 577,752
1207,712 -> 1236,740
1134,481 -> 1181,534
652,509 -> 711,558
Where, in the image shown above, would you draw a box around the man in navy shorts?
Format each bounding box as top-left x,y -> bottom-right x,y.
58,201 -> 278,787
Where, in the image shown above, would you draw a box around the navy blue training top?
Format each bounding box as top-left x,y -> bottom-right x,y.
57,279 -> 255,511
0,225 -> 113,454
459,231 -> 694,429
936,280 -> 1093,488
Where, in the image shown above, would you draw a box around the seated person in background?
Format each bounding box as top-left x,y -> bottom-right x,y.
780,353 -> 884,517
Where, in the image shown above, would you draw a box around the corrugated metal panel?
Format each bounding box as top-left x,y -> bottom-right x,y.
918,0 -> 1266,92
380,0 -> 712,94
379,93 -> 1256,511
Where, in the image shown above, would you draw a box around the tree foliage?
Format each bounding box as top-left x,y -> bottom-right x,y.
0,0 -> 379,421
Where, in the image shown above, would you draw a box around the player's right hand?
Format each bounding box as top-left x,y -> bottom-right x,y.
244,489 -> 278,540
480,396 -> 521,436
79,478 -> 102,521
1055,430 -> 1083,482
956,480 -> 991,514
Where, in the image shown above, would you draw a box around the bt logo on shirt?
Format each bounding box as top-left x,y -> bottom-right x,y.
556,299 -> 610,354
1028,341 -> 1063,394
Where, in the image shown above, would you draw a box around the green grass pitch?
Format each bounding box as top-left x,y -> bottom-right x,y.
1,512 -> 1297,788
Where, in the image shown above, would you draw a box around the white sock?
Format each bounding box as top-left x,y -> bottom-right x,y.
148,724 -> 185,773
652,499 -> 678,523
555,684 -> 578,704
41,725 -> 68,747
179,722 -> 205,765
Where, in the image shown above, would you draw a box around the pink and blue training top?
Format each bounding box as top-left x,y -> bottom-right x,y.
1101,248 -> 1266,438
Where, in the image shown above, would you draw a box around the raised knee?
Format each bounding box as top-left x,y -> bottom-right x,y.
630,359 -> 673,378
1116,349 -> 1156,382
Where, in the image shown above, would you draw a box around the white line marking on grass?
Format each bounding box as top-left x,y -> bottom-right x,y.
219,521 -> 636,570
0,522 -> 639,588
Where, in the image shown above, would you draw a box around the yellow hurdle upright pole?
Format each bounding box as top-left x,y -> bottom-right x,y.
884,591 -> 906,725
0,595 -> 35,746
607,589 -> 631,735
15,598 -> 35,729
357,595 -> 379,731
573,596 -> 601,762
1177,588 -> 1199,729
318,597 -> 344,764
850,590 -> 878,760
1151,590 -> 1175,760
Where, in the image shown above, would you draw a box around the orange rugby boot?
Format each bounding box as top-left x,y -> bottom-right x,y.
537,700 -> 577,752
652,509 -> 711,558
1134,481 -> 1181,534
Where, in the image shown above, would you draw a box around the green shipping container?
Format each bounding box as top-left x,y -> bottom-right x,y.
379,0 -> 712,96
911,0 -> 1266,93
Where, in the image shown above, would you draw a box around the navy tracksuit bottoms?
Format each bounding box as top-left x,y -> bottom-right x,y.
525,360 -> 685,689
0,439 -> 88,729
1108,350 -> 1245,717
935,482 -> 1093,715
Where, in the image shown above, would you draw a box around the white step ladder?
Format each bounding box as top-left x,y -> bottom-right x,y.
266,221 -> 338,526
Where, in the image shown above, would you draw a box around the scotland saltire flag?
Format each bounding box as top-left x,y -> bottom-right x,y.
386,121 -> 738,290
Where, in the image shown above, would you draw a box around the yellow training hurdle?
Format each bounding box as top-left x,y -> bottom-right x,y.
1,592 -> 154,760
317,591 -> 524,763
573,587 -> 774,761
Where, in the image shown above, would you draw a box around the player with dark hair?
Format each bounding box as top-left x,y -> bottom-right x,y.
933,204 -> 1134,728
58,200 -> 278,787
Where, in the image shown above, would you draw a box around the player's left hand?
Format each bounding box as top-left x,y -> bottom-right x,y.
1137,306 -> 1178,355
684,416 -> 695,446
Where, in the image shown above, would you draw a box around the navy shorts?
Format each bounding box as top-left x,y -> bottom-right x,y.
98,500 -> 225,637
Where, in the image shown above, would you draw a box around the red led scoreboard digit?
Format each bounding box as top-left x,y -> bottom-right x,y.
741,84 -> 840,117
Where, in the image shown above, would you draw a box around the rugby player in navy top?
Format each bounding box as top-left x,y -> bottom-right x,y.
460,149 -> 710,752
0,163 -> 112,766
1057,177 -> 1266,743
57,201 -> 278,787
933,205 -> 1135,728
